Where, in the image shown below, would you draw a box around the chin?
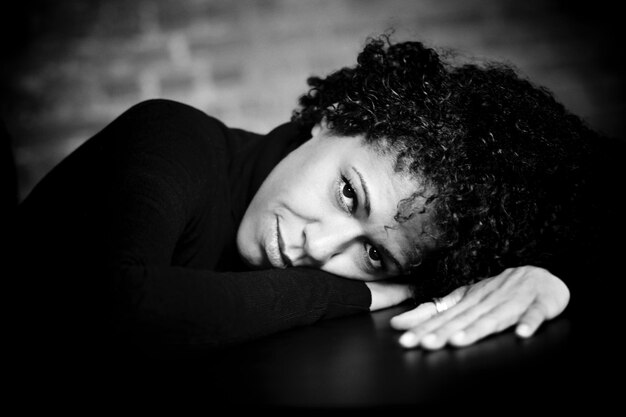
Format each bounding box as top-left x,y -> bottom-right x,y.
236,238 -> 261,269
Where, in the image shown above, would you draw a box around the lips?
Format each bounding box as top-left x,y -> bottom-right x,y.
276,216 -> 292,267
266,215 -> 290,269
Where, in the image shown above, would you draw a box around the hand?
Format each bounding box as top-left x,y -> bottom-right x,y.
390,266 -> 570,350
366,281 -> 414,311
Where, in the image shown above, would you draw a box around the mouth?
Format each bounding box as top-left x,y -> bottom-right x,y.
276,216 -> 292,267
266,215 -> 291,269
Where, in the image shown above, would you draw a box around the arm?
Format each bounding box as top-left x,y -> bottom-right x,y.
365,281 -> 414,311
108,264 -> 371,347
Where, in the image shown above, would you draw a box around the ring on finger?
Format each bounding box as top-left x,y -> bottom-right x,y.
432,297 -> 448,314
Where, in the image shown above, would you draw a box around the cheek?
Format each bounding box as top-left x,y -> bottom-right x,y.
321,245 -> 370,281
266,151 -> 313,196
321,259 -> 360,280
276,166 -> 332,214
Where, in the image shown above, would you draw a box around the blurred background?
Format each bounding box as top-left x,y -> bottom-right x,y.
1,0 -> 624,202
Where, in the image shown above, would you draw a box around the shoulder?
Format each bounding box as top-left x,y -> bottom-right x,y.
124,98 -> 211,121
119,99 -> 230,145
94,99 -> 243,169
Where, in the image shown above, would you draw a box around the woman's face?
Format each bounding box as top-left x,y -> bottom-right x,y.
237,124 -> 435,281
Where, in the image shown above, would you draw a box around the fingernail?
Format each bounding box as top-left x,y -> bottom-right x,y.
421,333 -> 437,347
450,331 -> 465,344
516,324 -> 532,338
399,332 -> 418,347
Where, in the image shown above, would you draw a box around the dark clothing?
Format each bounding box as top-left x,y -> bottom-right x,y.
11,99 -> 370,350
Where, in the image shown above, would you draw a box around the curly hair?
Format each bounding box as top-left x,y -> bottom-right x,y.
292,35 -> 601,298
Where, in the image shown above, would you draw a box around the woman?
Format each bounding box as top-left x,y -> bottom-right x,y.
10,35 -> 617,352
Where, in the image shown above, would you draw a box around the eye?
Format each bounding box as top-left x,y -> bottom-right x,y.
338,175 -> 358,213
364,242 -> 383,271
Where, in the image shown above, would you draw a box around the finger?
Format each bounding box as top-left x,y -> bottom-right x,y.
515,300 -> 547,338
397,306 -> 446,348
434,285 -> 468,313
417,290 -> 529,350
395,286 -> 472,348
400,291 -> 495,350
447,301 -> 522,347
390,303 -> 438,330
391,285 -> 469,331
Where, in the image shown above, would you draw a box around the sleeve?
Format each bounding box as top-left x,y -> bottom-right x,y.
109,265 -> 371,347
15,99 -> 371,348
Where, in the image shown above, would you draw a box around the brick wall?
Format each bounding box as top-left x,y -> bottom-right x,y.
2,0 -> 623,200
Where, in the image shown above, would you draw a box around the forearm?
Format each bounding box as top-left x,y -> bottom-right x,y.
107,265 -> 371,347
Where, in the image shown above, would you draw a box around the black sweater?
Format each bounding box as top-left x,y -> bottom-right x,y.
11,99 -> 371,349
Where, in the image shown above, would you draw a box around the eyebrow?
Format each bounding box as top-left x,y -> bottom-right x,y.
351,167 -> 371,216
352,166 -> 405,274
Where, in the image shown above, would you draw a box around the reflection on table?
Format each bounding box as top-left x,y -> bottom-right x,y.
126,300 -> 613,409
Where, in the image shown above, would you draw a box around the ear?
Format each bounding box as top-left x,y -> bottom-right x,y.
311,123 -> 322,138
311,118 -> 329,138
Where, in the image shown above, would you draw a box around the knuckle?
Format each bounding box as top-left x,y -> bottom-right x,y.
479,315 -> 500,331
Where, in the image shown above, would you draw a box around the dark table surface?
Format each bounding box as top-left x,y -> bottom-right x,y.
209,305 -> 574,407
100,296 -> 617,411
13,290 -> 620,412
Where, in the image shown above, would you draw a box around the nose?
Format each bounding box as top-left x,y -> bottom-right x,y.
301,218 -> 362,266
